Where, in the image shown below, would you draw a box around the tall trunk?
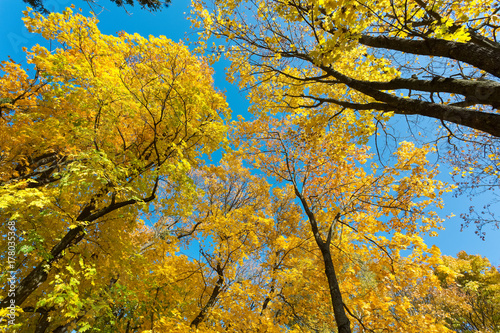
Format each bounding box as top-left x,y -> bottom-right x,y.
294,186 -> 351,333
190,263 -> 224,328
319,245 -> 351,333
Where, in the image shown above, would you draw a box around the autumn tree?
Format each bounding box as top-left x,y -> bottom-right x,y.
193,0 -> 500,135
0,7 -> 229,331
433,251 -> 500,332
231,102 -> 454,332
191,0 -> 500,232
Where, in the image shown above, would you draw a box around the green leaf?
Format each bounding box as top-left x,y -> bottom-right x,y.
18,244 -> 35,254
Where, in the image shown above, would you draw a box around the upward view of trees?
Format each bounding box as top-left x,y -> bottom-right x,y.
0,1 -> 499,332
192,0 -> 500,234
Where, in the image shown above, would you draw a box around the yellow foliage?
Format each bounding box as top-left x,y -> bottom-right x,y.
0,7 -> 229,331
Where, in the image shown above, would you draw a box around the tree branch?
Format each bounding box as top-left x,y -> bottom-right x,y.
0,178 -> 159,310
359,35 -> 500,78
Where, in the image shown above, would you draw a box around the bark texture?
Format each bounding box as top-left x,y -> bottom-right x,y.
359,35 -> 500,78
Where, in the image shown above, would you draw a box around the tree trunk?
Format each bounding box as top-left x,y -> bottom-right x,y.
190,263 -> 224,328
294,186 -> 351,333
319,244 -> 351,333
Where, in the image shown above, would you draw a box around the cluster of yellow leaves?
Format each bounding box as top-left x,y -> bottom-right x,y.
0,7 -> 229,331
230,105 -> 456,331
433,251 -> 500,332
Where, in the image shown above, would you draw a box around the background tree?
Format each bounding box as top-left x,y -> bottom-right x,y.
447,136 -> 500,238
191,0 -> 500,233
233,104 -> 453,332
433,251 -> 500,332
0,7 -> 228,331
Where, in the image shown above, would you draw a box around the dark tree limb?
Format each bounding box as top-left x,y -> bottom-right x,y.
190,263 -> 224,328
0,178 -> 159,310
359,35 -> 500,78
352,77 -> 500,107
293,186 -> 351,333
316,64 -> 500,137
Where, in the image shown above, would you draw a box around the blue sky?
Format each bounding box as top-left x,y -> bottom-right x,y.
1,0 -> 499,266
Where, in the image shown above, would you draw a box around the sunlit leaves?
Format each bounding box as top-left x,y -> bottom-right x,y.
434,251 -> 500,332
0,7 -> 229,331
229,105 -> 454,331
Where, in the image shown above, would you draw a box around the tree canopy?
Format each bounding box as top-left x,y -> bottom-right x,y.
0,7 -> 229,331
0,2 -> 499,333
233,110 -> 452,332
191,0 -> 500,233
192,0 -> 500,136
